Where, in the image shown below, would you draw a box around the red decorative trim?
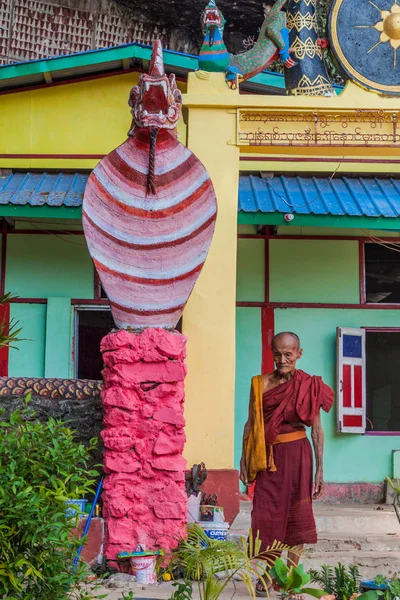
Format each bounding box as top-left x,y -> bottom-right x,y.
236,301 -> 400,310
240,156 -> 400,165
359,241 -> 366,304
365,431 -> 400,436
262,307 -> 274,373
71,299 -> 109,306
1,221 -> 7,296
0,154 -> 105,159
9,298 -> 47,304
238,234 -> 400,242
264,238 -> 269,303
0,302 -> 10,376
363,327 -> 400,332
8,230 -> 85,235
93,269 -> 100,300
238,233 -> 269,239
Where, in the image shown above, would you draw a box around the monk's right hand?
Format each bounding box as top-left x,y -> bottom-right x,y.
239,459 -> 248,485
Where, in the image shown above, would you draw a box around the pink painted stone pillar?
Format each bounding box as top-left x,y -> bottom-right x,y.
100,328 -> 187,560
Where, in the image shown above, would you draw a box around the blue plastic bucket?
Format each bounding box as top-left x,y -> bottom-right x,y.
199,522 -> 229,540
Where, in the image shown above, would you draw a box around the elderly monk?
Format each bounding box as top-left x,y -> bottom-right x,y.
240,332 -> 334,594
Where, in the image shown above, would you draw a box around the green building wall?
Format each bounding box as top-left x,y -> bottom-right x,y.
235,232 -> 400,484
7,232 -> 94,379
5,224 -> 400,484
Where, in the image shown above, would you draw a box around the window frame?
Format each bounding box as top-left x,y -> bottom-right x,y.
362,326 -> 400,436
73,304 -> 112,379
361,240 -> 400,307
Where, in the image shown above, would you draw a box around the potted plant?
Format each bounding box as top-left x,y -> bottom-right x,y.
270,558 -> 329,600
164,523 -> 292,600
309,563 -> 361,600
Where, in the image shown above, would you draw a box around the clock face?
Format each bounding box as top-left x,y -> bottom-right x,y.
329,0 -> 400,95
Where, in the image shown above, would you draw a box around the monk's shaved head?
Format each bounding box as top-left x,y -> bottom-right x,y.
271,332 -> 301,350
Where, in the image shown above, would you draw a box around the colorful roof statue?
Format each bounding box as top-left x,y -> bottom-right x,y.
285,0 -> 333,96
198,0 -> 296,88
82,40 -> 217,330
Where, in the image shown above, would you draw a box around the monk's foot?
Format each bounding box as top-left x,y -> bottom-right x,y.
256,579 -> 271,597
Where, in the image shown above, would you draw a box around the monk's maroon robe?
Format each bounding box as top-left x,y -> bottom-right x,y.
251,370 -> 334,550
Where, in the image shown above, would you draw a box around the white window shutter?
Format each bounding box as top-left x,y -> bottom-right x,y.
337,327 -> 366,434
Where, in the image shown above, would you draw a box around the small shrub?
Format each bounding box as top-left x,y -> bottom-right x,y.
309,563 -> 361,600
0,399 -> 102,599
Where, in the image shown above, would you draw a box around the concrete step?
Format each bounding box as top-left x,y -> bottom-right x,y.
230,502 -> 400,536
301,551 -> 400,578
229,502 -> 400,577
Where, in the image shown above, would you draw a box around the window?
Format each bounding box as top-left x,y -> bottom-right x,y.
337,327 -> 400,433
365,243 -> 400,303
366,330 -> 400,432
75,308 -> 115,380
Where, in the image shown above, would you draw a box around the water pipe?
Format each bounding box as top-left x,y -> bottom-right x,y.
72,477 -> 103,570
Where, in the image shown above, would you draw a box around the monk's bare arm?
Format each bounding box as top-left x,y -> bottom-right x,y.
311,412 -> 324,500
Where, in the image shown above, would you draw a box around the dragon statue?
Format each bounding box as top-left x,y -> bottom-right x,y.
198,0 -> 295,87
83,41 -> 217,329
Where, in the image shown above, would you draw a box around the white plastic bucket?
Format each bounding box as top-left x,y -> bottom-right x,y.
130,554 -> 157,584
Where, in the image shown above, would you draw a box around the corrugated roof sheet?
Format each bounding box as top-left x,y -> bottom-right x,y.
0,173 -> 89,207
2,173 -> 399,218
239,175 -> 400,218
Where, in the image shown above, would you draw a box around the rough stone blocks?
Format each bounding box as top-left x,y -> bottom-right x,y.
101,329 -> 188,561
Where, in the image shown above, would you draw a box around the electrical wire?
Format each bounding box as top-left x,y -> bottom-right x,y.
21,220 -> 86,246
261,157 -> 345,210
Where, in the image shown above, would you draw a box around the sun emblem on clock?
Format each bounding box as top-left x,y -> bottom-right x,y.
356,0 -> 400,67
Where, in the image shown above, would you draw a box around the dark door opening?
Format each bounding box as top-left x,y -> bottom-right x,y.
76,309 -> 115,380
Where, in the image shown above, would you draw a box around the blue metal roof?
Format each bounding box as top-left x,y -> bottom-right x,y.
239,175 -> 400,218
2,172 -> 399,218
0,172 -> 89,207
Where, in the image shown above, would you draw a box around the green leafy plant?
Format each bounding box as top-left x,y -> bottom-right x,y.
168,580 -> 193,600
0,399 -> 102,599
372,575 -> 400,600
119,592 -> 135,600
309,563 -> 361,600
0,293 -> 23,350
164,523 -> 293,600
386,477 -> 400,526
271,558 -> 327,599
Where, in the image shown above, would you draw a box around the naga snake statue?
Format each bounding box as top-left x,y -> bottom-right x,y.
198,0 -> 295,87
83,41 -> 217,329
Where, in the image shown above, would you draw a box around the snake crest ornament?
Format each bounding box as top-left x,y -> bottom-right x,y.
83,41 -> 217,330
329,0 -> 400,95
198,0 -> 296,88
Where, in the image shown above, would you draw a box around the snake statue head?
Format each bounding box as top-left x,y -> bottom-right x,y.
201,0 -> 226,47
128,40 -> 182,133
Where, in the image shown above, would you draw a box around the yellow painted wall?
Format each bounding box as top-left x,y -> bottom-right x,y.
0,73 -> 187,170
183,73 -> 240,469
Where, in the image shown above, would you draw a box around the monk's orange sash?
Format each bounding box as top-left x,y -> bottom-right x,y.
267,430 -> 307,473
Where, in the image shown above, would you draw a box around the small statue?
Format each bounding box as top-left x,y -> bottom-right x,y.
199,0 -> 295,88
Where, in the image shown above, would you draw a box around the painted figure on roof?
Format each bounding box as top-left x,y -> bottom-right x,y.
285,0 -> 333,96
198,0 -> 296,88
82,41 -> 217,330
